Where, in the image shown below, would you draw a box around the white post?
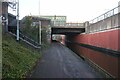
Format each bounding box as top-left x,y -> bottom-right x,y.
0,1 -> 2,79
38,0 -> 41,45
118,1 -> 120,13
39,21 -> 41,45
39,0 -> 40,16
16,0 -> 19,41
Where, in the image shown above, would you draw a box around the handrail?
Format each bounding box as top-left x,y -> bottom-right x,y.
89,5 -> 120,24
8,31 -> 41,49
52,22 -> 84,28
66,23 -> 84,27
19,32 -> 40,47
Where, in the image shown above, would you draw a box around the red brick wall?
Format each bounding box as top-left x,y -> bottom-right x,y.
70,29 -> 119,77
74,29 -> 119,51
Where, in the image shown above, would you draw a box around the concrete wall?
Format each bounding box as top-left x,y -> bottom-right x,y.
41,20 -> 51,28
87,13 -> 119,33
8,13 -> 16,26
2,2 -> 8,33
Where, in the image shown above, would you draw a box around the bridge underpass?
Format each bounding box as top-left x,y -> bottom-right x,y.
52,27 -> 85,35
51,27 -> 85,43
2,0 -> 120,78
30,25 -> 104,78
50,5 -> 120,78
62,7 -> 120,78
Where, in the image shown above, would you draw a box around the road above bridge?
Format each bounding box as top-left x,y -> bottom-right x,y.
30,42 -> 103,78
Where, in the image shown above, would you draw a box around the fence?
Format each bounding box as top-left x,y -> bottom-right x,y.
52,22 -> 85,28
19,32 -> 40,47
65,23 -> 84,28
9,31 -> 41,49
88,5 -> 120,33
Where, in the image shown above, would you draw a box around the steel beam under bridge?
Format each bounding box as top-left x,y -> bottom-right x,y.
52,27 -> 85,35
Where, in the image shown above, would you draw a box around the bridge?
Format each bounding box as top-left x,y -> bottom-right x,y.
52,27 -> 85,35
1,1 -> 120,78
52,23 -> 85,35
41,15 -> 85,35
66,6 -> 120,77
51,5 -> 120,78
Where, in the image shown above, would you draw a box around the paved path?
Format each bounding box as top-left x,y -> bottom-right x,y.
30,42 -> 103,78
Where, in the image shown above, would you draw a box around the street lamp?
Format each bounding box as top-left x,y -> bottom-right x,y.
16,0 -> 19,41
39,21 -> 41,45
39,0 -> 41,45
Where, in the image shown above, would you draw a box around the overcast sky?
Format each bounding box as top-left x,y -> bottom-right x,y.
9,0 -> 120,22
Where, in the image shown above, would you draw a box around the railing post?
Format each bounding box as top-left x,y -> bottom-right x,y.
85,21 -> 89,34
39,21 -> 41,45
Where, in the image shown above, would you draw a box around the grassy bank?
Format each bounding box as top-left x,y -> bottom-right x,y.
2,34 -> 41,78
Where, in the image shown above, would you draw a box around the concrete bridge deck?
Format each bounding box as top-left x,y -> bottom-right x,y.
52,27 -> 85,35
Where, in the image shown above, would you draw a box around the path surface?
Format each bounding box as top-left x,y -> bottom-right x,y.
30,42 -> 103,78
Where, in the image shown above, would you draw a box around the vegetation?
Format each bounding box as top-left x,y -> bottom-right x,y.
2,15 -> 50,78
21,16 -> 39,43
41,28 -> 50,51
21,16 -> 51,50
2,34 -> 41,78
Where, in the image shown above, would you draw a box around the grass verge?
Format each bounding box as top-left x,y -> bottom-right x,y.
2,34 -> 41,78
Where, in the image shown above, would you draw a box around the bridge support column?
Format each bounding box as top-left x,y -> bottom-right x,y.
118,13 -> 120,26
65,35 -> 75,48
85,21 -> 89,33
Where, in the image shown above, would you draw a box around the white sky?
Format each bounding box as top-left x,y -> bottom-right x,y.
10,0 -> 120,22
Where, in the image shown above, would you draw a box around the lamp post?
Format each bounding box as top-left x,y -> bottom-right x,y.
16,0 -> 19,41
118,1 -> 120,28
39,0 -> 41,45
39,21 -> 41,45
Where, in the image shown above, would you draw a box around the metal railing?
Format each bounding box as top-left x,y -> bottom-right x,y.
8,31 -> 41,49
52,22 -> 85,28
66,23 -> 84,28
87,5 -> 120,33
19,32 -> 40,47
89,5 -> 120,24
